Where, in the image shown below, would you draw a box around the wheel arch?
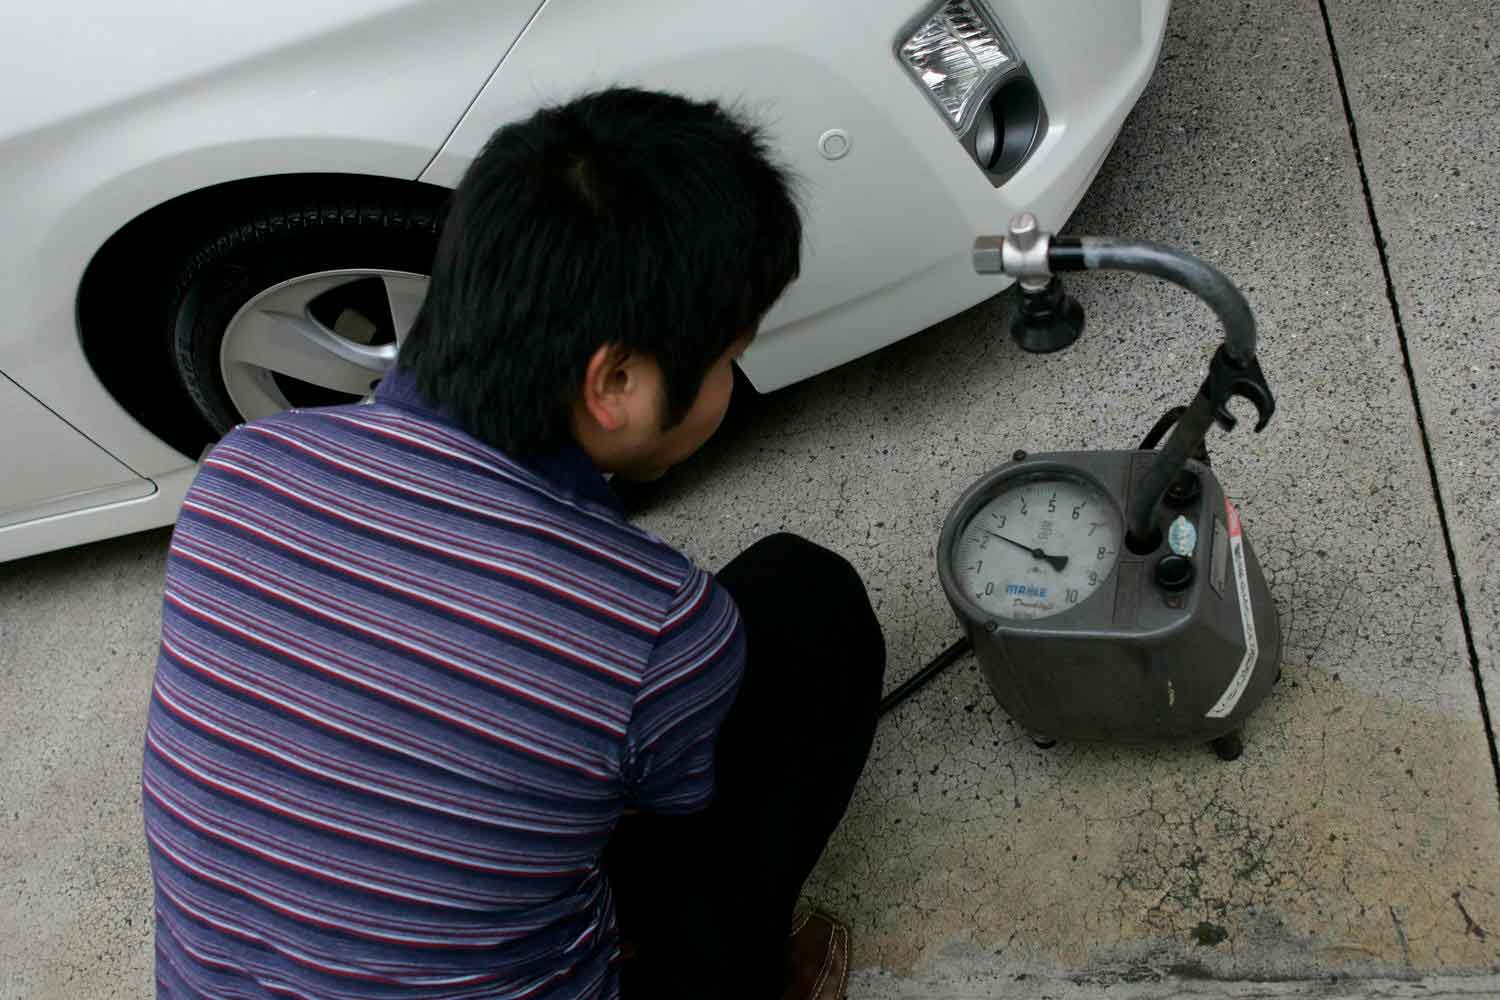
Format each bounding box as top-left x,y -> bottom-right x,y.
76,173 -> 451,457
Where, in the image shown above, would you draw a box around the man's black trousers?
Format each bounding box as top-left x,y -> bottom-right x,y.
607,533 -> 886,998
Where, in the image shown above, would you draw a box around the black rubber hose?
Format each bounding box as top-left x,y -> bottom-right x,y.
1051,238 -> 1257,365
1050,237 -> 1257,548
1137,406 -> 1188,452
878,636 -> 973,718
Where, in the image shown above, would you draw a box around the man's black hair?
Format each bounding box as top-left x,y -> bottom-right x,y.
398,87 -> 802,458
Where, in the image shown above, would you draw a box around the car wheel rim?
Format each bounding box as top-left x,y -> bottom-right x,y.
219,268 -> 429,423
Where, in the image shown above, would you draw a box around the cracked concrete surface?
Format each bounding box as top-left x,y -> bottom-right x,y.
2,0 -> 1499,997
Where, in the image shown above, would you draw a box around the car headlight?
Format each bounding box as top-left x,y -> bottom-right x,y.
897,0 -> 1046,184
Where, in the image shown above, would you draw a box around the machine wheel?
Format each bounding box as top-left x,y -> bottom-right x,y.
1210,730 -> 1244,761
166,188 -> 444,434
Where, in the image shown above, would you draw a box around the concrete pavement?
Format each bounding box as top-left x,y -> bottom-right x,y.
1323,0 -> 1500,765
635,0 -> 1500,992
3,1 -> 1498,996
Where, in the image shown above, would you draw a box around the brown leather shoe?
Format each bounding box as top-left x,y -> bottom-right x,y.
782,908 -> 850,1000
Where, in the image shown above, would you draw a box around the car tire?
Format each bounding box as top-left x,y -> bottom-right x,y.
167,188 -> 445,434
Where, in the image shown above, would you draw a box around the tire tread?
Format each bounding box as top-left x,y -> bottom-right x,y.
168,183 -> 444,433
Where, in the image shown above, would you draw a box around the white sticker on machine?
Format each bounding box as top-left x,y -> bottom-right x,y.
1206,499 -> 1259,719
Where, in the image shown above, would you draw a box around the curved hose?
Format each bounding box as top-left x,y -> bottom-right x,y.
1049,238 -> 1260,548
1053,238 -> 1257,364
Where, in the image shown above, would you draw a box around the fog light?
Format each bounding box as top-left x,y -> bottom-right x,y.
898,0 -> 1046,183
898,0 -> 1017,132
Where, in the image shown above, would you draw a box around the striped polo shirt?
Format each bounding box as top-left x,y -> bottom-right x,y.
142,370 -> 746,998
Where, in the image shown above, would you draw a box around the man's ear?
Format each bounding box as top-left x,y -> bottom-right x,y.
579,343 -> 634,433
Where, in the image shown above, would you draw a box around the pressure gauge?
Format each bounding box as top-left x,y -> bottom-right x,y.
951,472 -> 1123,620
936,449 -> 1281,755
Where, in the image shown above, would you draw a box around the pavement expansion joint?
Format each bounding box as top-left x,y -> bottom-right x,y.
1316,0 -> 1500,806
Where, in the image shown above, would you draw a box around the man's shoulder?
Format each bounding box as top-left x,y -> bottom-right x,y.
194,404 -> 711,623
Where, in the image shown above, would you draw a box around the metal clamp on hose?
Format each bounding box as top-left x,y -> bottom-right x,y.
1202,346 -> 1275,433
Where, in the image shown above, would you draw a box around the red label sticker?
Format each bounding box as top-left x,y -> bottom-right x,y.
1207,497 -> 1258,719
1226,496 -> 1243,539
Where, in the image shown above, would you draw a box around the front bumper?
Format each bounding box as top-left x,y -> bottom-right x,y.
423,0 -> 1169,391
740,0 -> 1173,391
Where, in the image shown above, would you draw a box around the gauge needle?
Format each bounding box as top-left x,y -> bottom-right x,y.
985,531 -> 1069,572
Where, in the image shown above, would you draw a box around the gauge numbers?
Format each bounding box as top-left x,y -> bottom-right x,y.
955,475 -> 1123,620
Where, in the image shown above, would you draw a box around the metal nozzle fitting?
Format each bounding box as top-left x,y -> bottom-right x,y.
1002,212 -> 1052,280
973,235 -> 1006,274
971,212 -> 1054,280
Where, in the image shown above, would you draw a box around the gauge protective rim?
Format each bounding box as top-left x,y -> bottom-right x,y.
938,460 -> 1126,626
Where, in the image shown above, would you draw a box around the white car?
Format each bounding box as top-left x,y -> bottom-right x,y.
0,0 -> 1168,561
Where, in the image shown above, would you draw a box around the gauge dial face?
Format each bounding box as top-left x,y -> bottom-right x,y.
954,475 -> 1123,620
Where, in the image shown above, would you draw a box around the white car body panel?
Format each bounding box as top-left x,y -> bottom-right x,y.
0,373 -> 152,528
0,0 -> 1167,562
0,0 -> 543,476
426,0 -> 1170,391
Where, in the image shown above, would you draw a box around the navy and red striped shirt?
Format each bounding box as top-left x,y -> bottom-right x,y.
143,371 -> 745,998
